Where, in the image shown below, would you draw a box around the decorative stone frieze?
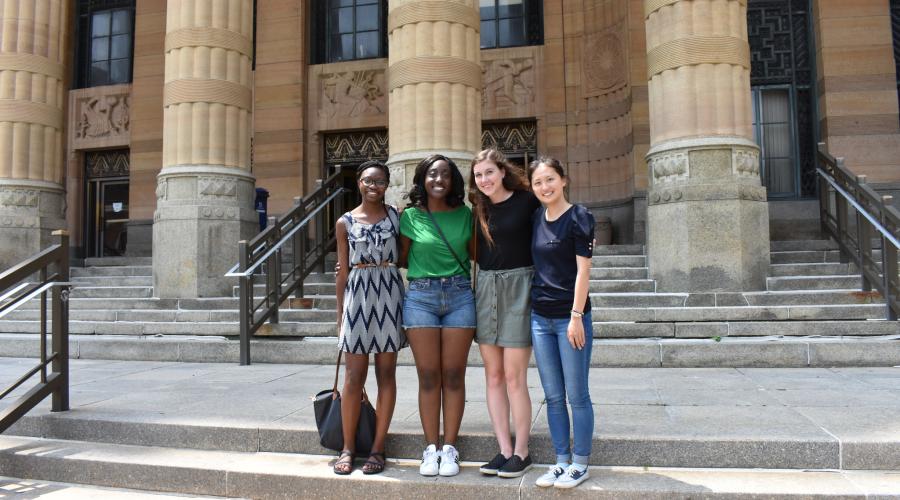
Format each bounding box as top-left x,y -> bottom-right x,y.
483,58 -> 534,108
69,85 -> 132,151
319,70 -> 386,119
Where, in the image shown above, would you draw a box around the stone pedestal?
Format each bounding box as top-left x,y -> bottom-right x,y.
153,166 -> 256,298
643,0 -> 770,292
646,138 -> 769,291
153,0 -> 255,297
0,181 -> 66,269
385,0 -> 482,204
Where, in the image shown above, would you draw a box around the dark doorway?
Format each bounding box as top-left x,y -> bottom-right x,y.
84,149 -> 130,257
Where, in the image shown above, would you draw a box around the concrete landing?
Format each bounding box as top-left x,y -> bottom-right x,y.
3,359 -> 900,471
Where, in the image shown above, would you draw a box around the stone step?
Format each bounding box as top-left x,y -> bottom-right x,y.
593,244 -> 644,255
71,266 -> 152,277
594,304 -> 890,322
2,333 -> 899,367
592,255 -> 646,267
770,240 -> 839,251
591,267 -> 649,279
766,275 -> 864,291
769,262 -> 854,276
0,475 -> 229,499
71,275 -> 154,286
235,279 -> 659,297
3,436 -> 896,499
83,256 -> 153,267
597,320 -> 900,338
0,320 -> 333,336
70,286 -> 154,299
743,290 -> 883,307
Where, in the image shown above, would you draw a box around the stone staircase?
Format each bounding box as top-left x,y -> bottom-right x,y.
1,239 -> 898,366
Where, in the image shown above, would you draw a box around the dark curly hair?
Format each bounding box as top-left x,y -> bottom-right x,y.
405,154 -> 466,209
356,159 -> 390,182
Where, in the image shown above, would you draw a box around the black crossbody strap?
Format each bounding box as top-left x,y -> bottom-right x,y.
424,208 -> 468,276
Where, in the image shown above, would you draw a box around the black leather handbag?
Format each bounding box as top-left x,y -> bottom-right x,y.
313,350 -> 377,454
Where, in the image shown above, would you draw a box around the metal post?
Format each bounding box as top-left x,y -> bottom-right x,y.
882,196 -> 898,321
51,230 -> 69,412
268,221 -> 281,325
238,240 -> 251,365
855,175 -> 873,291
39,267 -> 47,383
293,197 -> 304,299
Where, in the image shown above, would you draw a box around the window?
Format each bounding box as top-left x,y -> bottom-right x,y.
747,0 -> 816,199
312,0 -> 386,64
479,0 -> 543,49
752,88 -> 797,197
76,1 -> 135,88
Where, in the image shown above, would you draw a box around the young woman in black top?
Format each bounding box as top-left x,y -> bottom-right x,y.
468,149 -> 541,478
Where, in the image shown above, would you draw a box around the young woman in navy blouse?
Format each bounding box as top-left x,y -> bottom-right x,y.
528,157 -> 595,489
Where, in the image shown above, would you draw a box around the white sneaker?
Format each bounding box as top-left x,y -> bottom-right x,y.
535,465 -> 566,487
554,464 -> 590,489
438,444 -> 460,476
420,444 -> 440,476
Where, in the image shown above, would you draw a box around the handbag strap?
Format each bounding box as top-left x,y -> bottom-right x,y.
424,208 -> 468,276
332,349 -> 371,402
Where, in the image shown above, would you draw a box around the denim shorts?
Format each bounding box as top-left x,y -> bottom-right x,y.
402,275 -> 476,329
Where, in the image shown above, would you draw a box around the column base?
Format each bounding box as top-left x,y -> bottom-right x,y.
385,150 -> 475,207
646,138 -> 771,292
0,180 -> 66,269
152,166 -> 257,298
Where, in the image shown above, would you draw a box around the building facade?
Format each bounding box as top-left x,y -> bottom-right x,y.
0,0 -> 898,295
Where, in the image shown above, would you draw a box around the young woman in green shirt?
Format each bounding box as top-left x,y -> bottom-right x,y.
399,154 -> 476,477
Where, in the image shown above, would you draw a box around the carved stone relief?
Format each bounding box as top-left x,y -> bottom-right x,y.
482,58 -> 535,108
649,152 -> 689,184
76,94 -> 130,139
583,27 -> 626,97
0,188 -> 38,207
733,149 -> 761,178
198,176 -> 238,198
319,70 -> 386,118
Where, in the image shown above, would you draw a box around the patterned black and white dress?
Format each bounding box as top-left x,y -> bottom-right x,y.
338,205 -> 406,354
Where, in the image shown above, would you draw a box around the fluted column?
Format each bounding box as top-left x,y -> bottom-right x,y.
643,0 -> 770,292
0,0 -> 68,269
153,0 -> 256,298
385,0 -> 481,204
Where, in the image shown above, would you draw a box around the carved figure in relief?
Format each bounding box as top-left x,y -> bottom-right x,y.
483,59 -> 534,107
320,71 -> 385,118
76,95 -> 130,139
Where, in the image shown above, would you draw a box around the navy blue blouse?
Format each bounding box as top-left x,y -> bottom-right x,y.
531,204 -> 595,318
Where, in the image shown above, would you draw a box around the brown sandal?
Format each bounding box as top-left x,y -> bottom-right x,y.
333,450 -> 354,475
362,451 -> 386,475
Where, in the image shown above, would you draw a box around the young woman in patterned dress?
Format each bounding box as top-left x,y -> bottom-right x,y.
333,160 -> 406,475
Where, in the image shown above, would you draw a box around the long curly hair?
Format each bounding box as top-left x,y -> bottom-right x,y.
405,154 -> 466,209
467,149 -> 530,248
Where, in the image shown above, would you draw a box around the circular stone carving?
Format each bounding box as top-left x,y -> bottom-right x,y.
584,31 -> 624,96
201,208 -> 212,218
674,190 -> 683,200
663,191 -> 672,202
652,193 -> 661,203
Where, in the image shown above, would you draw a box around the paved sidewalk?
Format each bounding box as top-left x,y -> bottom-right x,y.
2,359 -> 900,469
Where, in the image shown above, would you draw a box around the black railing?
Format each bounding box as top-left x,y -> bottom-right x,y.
817,143 -> 900,320
226,172 -> 345,365
0,231 -> 71,432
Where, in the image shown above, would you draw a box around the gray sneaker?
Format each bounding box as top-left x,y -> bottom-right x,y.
554,465 -> 590,489
535,465 -> 566,487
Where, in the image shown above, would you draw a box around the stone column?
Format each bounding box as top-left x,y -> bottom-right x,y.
385,0 -> 482,204
154,0 -> 257,298
643,0 -> 770,292
0,0 -> 69,269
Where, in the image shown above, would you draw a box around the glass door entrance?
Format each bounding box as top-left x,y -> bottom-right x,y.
86,178 -> 129,257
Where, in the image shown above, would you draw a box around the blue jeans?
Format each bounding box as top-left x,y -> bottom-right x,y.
402,275 -> 476,329
531,310 -> 594,465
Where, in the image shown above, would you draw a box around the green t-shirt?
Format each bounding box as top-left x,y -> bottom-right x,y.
400,206 -> 472,279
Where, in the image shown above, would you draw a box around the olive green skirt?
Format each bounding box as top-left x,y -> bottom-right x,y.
474,266 -> 533,348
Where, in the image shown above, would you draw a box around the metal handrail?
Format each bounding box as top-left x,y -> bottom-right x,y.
0,230 -> 71,433
226,172 -> 345,365
817,142 -> 900,320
